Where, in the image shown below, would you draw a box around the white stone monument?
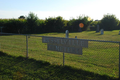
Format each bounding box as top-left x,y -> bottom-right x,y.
100,29 -> 104,35
119,31 -> 120,35
65,30 -> 69,38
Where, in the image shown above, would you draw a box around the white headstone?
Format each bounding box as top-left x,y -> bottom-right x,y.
119,31 -> 120,35
100,29 -> 104,35
65,30 -> 69,38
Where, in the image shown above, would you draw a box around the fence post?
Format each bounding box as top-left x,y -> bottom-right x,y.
26,35 -> 28,58
63,30 -> 69,66
119,42 -> 120,79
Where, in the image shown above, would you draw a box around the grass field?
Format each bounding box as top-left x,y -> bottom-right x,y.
0,30 -> 120,80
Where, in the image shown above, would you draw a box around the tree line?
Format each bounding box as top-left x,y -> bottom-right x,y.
90,14 -> 120,31
0,12 -> 120,34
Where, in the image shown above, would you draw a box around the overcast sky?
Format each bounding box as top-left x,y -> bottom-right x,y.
0,0 -> 120,20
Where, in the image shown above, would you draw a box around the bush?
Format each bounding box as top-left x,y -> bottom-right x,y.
99,14 -> 119,30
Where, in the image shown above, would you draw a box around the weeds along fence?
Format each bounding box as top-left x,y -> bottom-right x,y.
0,33 -> 120,78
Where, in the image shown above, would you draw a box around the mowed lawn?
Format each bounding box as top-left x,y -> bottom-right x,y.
0,30 -> 120,80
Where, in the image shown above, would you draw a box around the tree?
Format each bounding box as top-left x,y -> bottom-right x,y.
89,20 -> 100,31
81,16 -> 91,31
3,19 -> 26,34
18,15 -> 25,19
44,17 -> 55,32
45,16 -> 65,32
55,16 -> 65,32
67,16 -> 91,32
26,12 -> 39,33
100,14 -> 119,30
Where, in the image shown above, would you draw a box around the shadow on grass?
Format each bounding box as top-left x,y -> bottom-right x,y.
0,51 -> 119,80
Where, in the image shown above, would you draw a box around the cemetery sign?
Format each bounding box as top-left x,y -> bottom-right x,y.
42,36 -> 88,55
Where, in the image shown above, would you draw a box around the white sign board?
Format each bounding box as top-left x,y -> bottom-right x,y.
42,37 -> 88,48
42,36 -> 88,55
47,44 -> 82,55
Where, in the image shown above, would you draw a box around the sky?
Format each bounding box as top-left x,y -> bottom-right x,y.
0,0 -> 120,20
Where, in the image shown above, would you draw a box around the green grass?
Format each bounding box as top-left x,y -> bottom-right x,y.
0,30 -> 120,79
0,51 -> 118,80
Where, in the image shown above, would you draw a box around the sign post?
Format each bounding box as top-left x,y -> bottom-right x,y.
63,30 -> 69,66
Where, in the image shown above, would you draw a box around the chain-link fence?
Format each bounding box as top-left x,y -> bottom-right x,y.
83,41 -> 119,78
0,34 -> 119,78
28,35 -> 119,78
0,34 -> 26,57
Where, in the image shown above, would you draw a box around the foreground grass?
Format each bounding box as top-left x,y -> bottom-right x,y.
0,30 -> 120,79
0,51 -> 118,80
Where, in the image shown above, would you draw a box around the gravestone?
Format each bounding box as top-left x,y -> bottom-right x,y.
96,25 -> 99,33
0,26 -> 3,33
65,30 -> 69,38
119,31 -> 120,35
100,29 -> 104,35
